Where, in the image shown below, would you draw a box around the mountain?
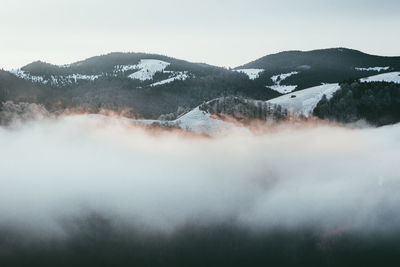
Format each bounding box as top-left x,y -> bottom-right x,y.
19,53 -> 228,80
236,48 -> 400,93
2,48 -> 400,120
5,53 -> 279,118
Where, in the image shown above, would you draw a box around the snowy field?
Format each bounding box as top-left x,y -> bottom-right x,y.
235,69 -> 264,80
267,83 -> 340,116
268,71 -> 298,94
360,71 -> 400,83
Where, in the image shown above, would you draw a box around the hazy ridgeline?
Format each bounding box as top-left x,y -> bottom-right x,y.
0,114 -> 399,266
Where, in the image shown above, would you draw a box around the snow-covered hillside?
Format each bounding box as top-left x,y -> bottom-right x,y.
9,69 -> 100,86
9,69 -> 47,84
114,59 -> 192,84
266,72 -> 400,116
150,71 -> 190,87
267,83 -> 341,116
134,107 -> 240,135
235,69 -> 264,80
9,59 -> 192,87
126,59 -> 170,81
175,107 -> 236,134
268,71 -> 298,94
360,72 -> 400,83
271,72 -> 298,84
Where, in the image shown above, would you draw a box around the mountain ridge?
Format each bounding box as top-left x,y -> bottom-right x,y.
2,47 -> 400,119
236,48 -> 400,69
19,48 -> 400,71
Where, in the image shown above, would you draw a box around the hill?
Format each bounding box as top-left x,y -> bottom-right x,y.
236,48 -> 400,92
5,53 -> 279,118
3,48 -> 400,120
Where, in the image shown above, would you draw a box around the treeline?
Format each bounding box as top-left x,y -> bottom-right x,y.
313,81 -> 400,126
199,96 -> 288,122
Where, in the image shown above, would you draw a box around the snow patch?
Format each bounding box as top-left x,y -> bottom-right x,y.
9,69 -> 47,84
114,65 -> 139,73
126,60 -> 170,81
115,59 -> 192,85
355,66 -> 390,72
360,72 -> 400,84
49,74 -> 100,86
271,72 -> 298,84
150,71 -> 189,87
9,69 -> 100,86
268,72 -> 298,94
65,74 -> 100,82
235,69 -> 264,80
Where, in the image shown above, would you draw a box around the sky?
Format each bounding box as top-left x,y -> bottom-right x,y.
0,0 -> 399,69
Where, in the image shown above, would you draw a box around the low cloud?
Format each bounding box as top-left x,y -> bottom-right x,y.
0,114 -> 399,238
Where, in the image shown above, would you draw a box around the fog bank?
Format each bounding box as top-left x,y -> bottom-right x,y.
0,115 -> 399,237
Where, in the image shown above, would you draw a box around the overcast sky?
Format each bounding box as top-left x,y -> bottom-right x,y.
0,0 -> 399,69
